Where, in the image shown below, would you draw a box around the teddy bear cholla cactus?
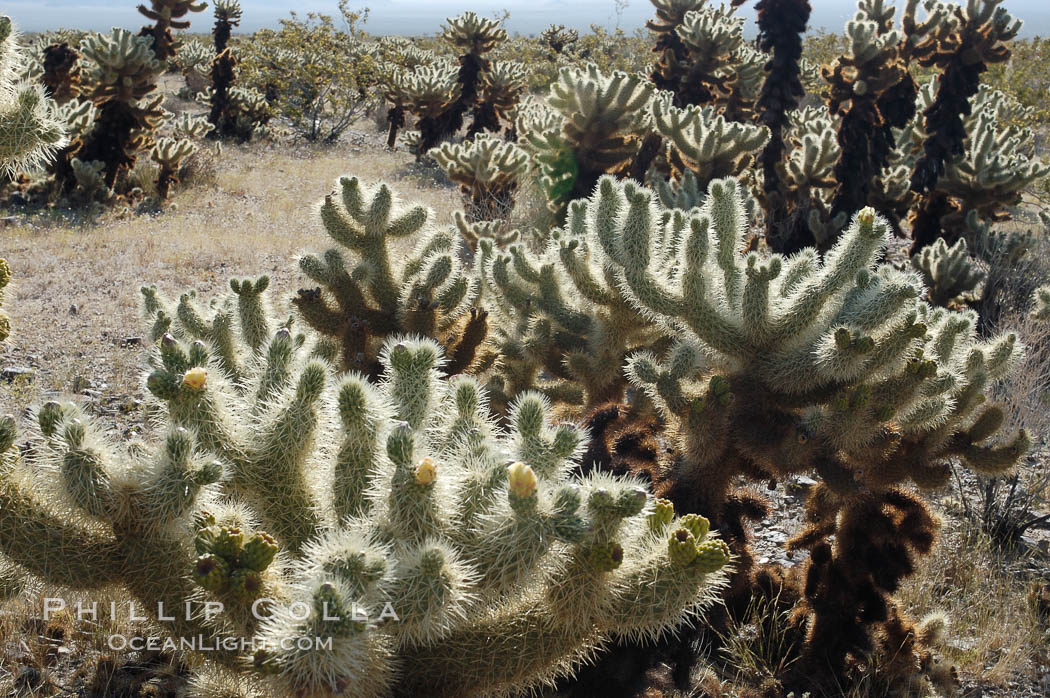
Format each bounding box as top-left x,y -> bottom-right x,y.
137,0 -> 208,62
478,192 -> 686,414
652,94 -> 769,189
432,133 -> 529,221
471,60 -> 527,138
292,176 -> 490,380
900,83 -> 1050,250
582,173 -> 1027,680
70,28 -> 167,189
0,279 -> 732,698
651,1 -> 768,118
521,64 -> 655,216
0,15 -> 66,177
911,236 -> 984,307
150,136 -> 198,201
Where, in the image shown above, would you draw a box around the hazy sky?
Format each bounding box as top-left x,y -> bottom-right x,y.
5,0 -> 1050,37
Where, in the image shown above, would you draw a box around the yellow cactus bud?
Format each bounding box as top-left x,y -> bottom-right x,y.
857,207 -> 875,226
507,461 -> 537,498
183,367 -> 207,391
414,456 -> 438,485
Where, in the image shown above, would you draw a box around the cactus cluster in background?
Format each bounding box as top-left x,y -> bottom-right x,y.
385,11 -> 518,153
1,281 -> 730,697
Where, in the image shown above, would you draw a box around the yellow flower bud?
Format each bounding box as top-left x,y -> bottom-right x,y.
414,456 -> 437,485
857,207 -> 875,226
507,461 -> 537,499
182,367 -> 207,391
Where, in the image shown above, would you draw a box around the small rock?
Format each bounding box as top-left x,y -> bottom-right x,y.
81,389 -> 102,399
786,476 -> 817,497
69,304 -> 78,315
1,366 -> 35,382
122,336 -> 142,347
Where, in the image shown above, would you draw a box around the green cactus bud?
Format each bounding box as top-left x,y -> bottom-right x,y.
693,539 -> 731,573
668,528 -> 699,566
617,487 -> 648,517
194,525 -> 220,555
586,541 -> 625,572
240,532 -> 278,572
37,401 -> 64,438
229,568 -> 263,599
147,370 -> 181,400
211,526 -> 245,562
648,498 -> 675,533
679,513 -> 711,542
194,554 -> 230,592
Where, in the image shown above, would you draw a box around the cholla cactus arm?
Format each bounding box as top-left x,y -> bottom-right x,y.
0,257 -> 9,342
452,211 -> 518,252
911,237 -> 984,306
229,276 -> 272,354
0,16 -> 67,176
1031,286 -> 1050,321
0,415 -> 124,587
